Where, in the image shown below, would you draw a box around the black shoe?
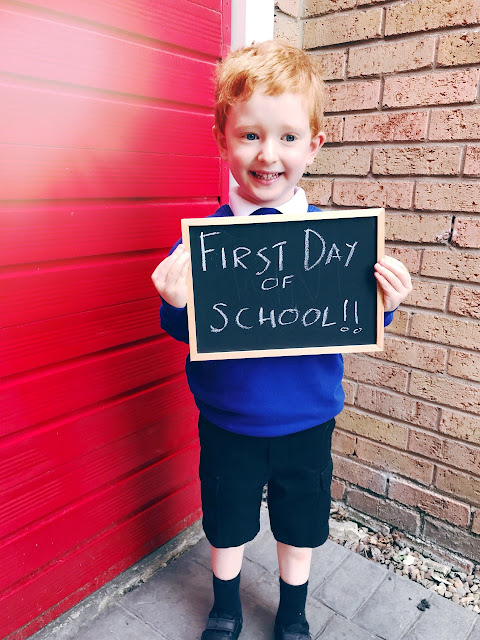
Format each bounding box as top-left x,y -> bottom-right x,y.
274,623 -> 311,640
201,615 -> 243,640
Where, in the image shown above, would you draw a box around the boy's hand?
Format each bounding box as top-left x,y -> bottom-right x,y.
151,245 -> 190,309
374,255 -> 412,312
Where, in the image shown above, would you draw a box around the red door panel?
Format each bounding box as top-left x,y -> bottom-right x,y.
0,0 -> 230,637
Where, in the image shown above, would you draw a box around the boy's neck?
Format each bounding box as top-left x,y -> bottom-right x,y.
229,186 -> 309,217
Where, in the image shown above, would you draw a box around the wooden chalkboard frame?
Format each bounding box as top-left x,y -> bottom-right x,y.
182,208 -> 385,361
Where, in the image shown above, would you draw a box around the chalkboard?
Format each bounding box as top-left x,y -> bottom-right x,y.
182,208 -> 385,361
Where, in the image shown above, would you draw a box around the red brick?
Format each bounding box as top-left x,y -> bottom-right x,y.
304,0 -> 356,17
323,116 -> 343,143
356,438 -> 434,485
372,336 -> 446,373
332,429 -> 356,455
437,30 -> 480,67
373,145 -> 462,176
421,249 -> 480,283
331,477 -> 346,501
443,439 -> 480,476
448,285 -> 480,319
439,409 -> 480,446
333,454 -> 388,494
277,0 -> 301,17
424,518 -> 480,564
473,511 -> 480,535
356,385 -> 439,430
383,69 -> 480,109
336,407 -> 409,448
344,111 -> 428,142
385,0 -> 480,36
405,279 -> 448,310
304,7 -> 382,48
311,146 -> 371,175
325,80 -> 381,113
436,467 -> 480,507
298,178 -> 332,205
415,181 -> 480,213
348,37 -> 435,77
275,12 -> 301,46
385,211 -> 452,243
452,217 -> 480,248
429,107 -> 480,141
386,309 -> 409,336
443,440 -> 480,476
408,427 -> 443,455
388,477 -> 470,527
344,354 -> 409,392
332,179 -> 414,209
342,379 -> 356,405
311,50 -> 346,80
346,486 -> 382,518
447,350 -> 480,382
385,246 -> 421,274
347,488 -> 421,535
464,146 -> 480,177
409,370 -> 480,413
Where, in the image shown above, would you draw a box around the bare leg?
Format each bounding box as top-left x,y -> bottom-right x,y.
277,542 -> 312,585
211,544 -> 245,580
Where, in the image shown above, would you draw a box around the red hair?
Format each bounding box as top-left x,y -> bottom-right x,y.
214,40 -> 325,136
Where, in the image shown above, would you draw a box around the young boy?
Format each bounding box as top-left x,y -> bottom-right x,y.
152,40 -> 412,640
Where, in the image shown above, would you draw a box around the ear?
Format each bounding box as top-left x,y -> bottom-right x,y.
212,125 -> 229,161
306,131 -> 326,165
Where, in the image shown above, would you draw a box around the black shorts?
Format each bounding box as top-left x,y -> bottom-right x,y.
198,414 -> 335,549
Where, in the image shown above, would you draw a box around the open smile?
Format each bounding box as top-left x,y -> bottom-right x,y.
251,171 -> 283,182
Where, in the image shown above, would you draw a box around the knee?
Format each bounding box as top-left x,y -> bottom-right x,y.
277,541 -> 312,562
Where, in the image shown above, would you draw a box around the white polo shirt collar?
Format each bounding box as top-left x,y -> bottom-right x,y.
229,186 -> 309,217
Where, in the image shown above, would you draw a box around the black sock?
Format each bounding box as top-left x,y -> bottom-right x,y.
275,577 -> 309,631
210,572 -> 242,619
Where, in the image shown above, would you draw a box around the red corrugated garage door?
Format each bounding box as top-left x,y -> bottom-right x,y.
0,1 -> 230,638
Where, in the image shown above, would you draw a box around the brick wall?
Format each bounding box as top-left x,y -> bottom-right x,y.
275,0 -> 480,572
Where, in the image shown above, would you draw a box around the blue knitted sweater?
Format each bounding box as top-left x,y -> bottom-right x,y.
160,204 -> 394,437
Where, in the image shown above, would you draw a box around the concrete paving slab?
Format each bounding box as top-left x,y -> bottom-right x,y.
120,555 -> 211,640
236,589 -> 276,640
72,604 -> 168,640
243,528 -> 280,574
240,557 -> 269,590
188,535 -> 212,570
467,618 -> 480,640
319,613 -> 381,640
353,572 -> 430,640
400,589 -> 477,640
312,550 -> 388,619
308,540 -> 351,592
29,515 -> 473,640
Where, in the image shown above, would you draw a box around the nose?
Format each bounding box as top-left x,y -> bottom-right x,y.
258,138 -> 277,164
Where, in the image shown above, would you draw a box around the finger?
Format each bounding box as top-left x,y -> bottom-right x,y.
375,262 -> 410,293
164,250 -> 190,288
378,257 -> 411,286
375,271 -> 397,295
152,245 -> 185,282
172,250 -> 191,288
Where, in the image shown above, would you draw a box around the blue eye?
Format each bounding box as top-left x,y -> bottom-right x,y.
284,134 -> 296,142
245,133 -> 258,140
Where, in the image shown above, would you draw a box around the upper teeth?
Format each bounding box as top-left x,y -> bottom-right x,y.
254,172 -> 279,178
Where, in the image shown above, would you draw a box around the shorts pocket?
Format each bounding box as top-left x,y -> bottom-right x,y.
320,459 -> 333,493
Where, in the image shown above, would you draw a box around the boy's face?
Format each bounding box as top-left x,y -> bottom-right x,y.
213,91 -> 325,208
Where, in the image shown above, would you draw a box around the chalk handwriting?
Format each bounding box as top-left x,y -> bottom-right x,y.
209,301 -> 361,334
